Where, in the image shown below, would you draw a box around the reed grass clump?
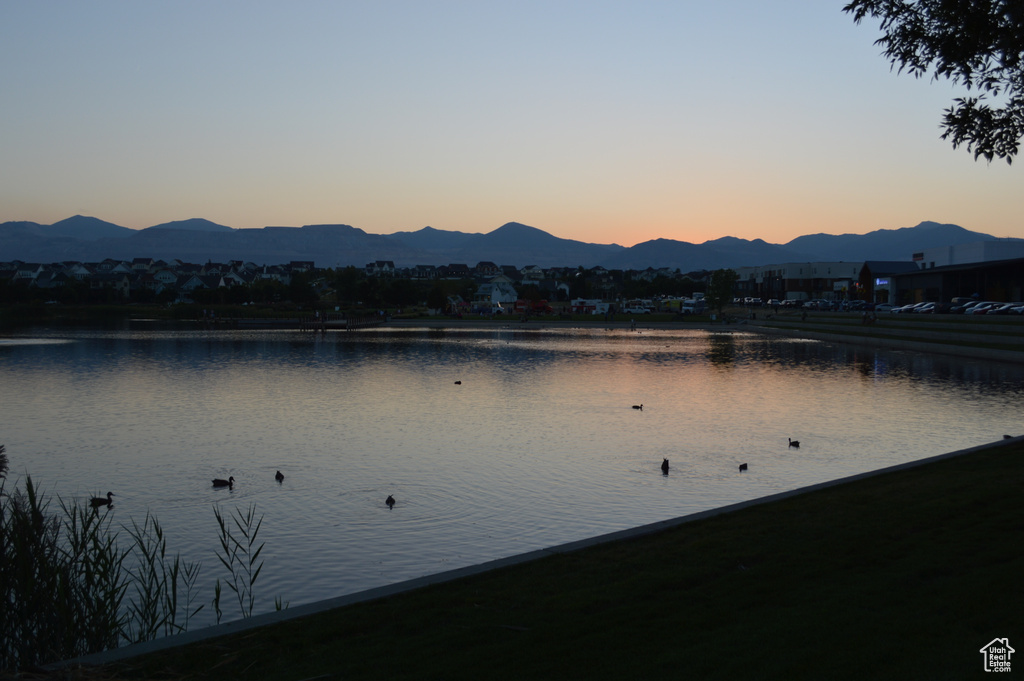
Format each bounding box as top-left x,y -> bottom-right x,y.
0,446 -> 272,673
0,474 -> 128,670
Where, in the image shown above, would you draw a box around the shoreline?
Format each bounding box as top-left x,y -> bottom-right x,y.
381,315 -> 1024,363
382,317 -> 719,331
56,434 -> 1024,670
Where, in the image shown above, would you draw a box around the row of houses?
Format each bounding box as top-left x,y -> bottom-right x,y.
0,258 -> 311,299
366,260 -> 543,281
2,254 -> 694,304
364,260 -> 686,284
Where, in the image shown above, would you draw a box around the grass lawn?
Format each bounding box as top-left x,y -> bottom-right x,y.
96,439 -> 1024,681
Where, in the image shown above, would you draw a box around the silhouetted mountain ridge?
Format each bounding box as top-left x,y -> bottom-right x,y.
784,221 -> 993,262
0,216 -> 1016,269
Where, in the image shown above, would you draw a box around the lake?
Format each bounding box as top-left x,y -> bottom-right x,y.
1,322 -> 1021,629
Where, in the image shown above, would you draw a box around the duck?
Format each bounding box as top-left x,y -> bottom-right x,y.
661,458 -> 669,474
788,438 -> 800,448
212,476 -> 234,488
90,491 -> 114,507
275,470 -> 284,483
386,495 -> 396,509
738,463 -> 748,472
454,380 -> 462,385
632,404 -> 643,410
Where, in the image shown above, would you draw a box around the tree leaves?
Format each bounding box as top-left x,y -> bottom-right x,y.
844,0 -> 1024,162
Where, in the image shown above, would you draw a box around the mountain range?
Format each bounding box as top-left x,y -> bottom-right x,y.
0,216 -> 1012,271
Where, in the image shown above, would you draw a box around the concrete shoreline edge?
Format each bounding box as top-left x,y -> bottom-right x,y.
53,434 -> 1023,670
376,318 -> 1024,364
746,323 -> 1024,364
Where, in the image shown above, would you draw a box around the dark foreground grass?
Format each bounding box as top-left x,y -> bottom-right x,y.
101,441 -> 1023,681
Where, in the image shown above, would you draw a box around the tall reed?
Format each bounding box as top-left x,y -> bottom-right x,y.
123,513 -> 203,642
213,504 -> 266,620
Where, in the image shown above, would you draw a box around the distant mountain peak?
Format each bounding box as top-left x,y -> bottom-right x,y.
51,215 -> 126,230
148,218 -> 233,232
45,215 -> 133,240
493,222 -> 545,234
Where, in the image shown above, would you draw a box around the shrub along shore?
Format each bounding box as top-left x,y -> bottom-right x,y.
54,436 -> 1023,681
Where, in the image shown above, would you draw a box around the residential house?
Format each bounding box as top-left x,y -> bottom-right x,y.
89,272 -> 131,299
365,260 -> 395,277
473,261 -> 500,278
441,263 -> 471,279
131,257 -> 155,273
95,259 -> 133,274
13,263 -> 45,284
500,265 -> 522,282
153,269 -> 179,288
473,275 -> 518,311
520,265 -> 544,282
536,278 -> 570,301
410,264 -> 437,280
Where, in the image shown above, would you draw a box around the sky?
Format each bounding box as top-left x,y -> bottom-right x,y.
1,1 -> 1020,247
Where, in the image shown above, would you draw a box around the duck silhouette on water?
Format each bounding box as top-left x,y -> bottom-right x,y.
661,458 -> 670,475
212,476 -> 234,489
90,491 -> 114,508
386,495 -> 396,509
275,470 -> 284,483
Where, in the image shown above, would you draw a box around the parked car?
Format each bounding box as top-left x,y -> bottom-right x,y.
953,300 -> 986,314
914,302 -> 937,313
986,302 -> 1023,315
623,306 -> 651,314
965,302 -> 1000,315
875,303 -> 894,313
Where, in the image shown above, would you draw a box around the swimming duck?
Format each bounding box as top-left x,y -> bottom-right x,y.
90,491 -> 114,507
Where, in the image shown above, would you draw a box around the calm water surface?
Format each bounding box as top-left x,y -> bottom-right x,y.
1,323 -> 1021,628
